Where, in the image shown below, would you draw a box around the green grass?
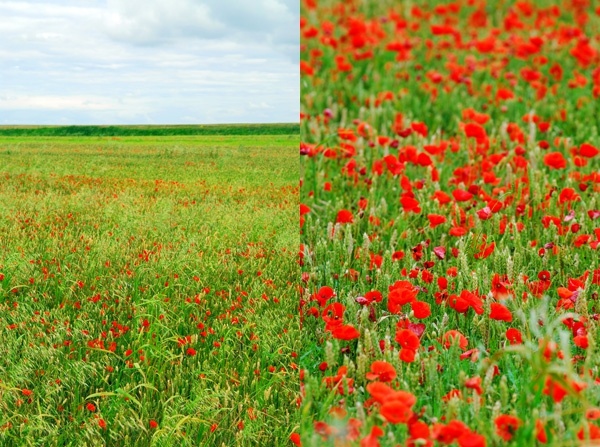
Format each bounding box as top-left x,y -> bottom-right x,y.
0,134 -> 299,446
0,123 -> 299,137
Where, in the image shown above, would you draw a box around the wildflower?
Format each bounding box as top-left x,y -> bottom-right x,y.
505,328 -> 523,345
491,274 -> 513,300
457,431 -> 486,447
442,330 -> 468,351
464,377 -> 483,395
494,414 -> 520,441
577,423 -> 600,441
360,426 -> 383,447
365,361 -> 396,382
380,400 -> 413,424
428,214 -> 447,228
536,419 -> 547,444
448,290 -> 483,315
543,152 -> 567,169
396,328 -> 420,363
411,301 -> 431,319
331,324 -> 360,340
490,303 -> 512,322
388,281 -> 418,314
323,366 -> 354,395
21,389 -> 33,397
432,420 -> 468,443
336,209 -> 353,224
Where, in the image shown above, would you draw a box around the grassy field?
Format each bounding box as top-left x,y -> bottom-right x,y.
0,123 -> 299,137
300,1 -> 600,446
0,133 -> 298,446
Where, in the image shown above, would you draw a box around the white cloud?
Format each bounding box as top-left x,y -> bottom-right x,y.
0,0 -> 299,124
104,0 -> 226,44
0,95 -> 121,110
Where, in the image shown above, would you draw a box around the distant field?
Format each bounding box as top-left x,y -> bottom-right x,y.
0,134 -> 299,446
0,123 -> 299,137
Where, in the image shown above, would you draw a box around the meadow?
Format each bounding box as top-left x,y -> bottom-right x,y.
0,132 -> 298,446
300,0 -> 600,446
0,123 -> 299,137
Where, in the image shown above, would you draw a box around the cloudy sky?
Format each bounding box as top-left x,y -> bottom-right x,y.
0,0 -> 298,124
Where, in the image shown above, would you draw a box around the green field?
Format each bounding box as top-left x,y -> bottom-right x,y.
0,133 -> 299,446
0,123 -> 299,137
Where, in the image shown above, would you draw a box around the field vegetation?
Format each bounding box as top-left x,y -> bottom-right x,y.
300,1 -> 600,445
0,132 -> 298,446
0,123 -> 299,137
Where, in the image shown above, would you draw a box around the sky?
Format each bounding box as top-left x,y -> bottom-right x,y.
0,0 -> 299,125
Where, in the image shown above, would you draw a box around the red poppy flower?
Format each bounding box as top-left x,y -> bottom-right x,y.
322,302 -> 344,328
396,328 -> 420,350
432,420 -> 468,443
457,431 -> 486,447
411,121 -> 428,137
408,420 -> 430,440
536,420 -> 547,444
290,433 -> 301,446
452,189 -> 473,202
476,207 -> 492,220
490,303 -> 513,322
336,209 -> 354,224
579,143 -> 599,158
497,88 -> 514,100
388,284 -> 418,314
433,190 -> 452,205
360,426 -> 384,447
449,226 -> 468,237
410,300 -> 430,319
380,401 -> 413,424
464,123 -> 487,142
586,408 -> 600,420
506,328 -> 523,344
365,361 -> 397,382
364,290 -> 383,304
331,324 -> 360,340
491,274 -> 513,300
543,152 -> 567,169
464,377 -> 483,395
367,382 -> 416,406
574,334 -> 588,349
428,214 -> 447,228
401,195 -> 421,213
442,330 -> 468,351
494,414 -> 520,441
577,423 -> 600,441
449,290 -> 483,315
300,204 -> 311,215
474,241 -> 495,259
399,347 -> 416,363
323,366 -> 354,395
315,286 -> 335,306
